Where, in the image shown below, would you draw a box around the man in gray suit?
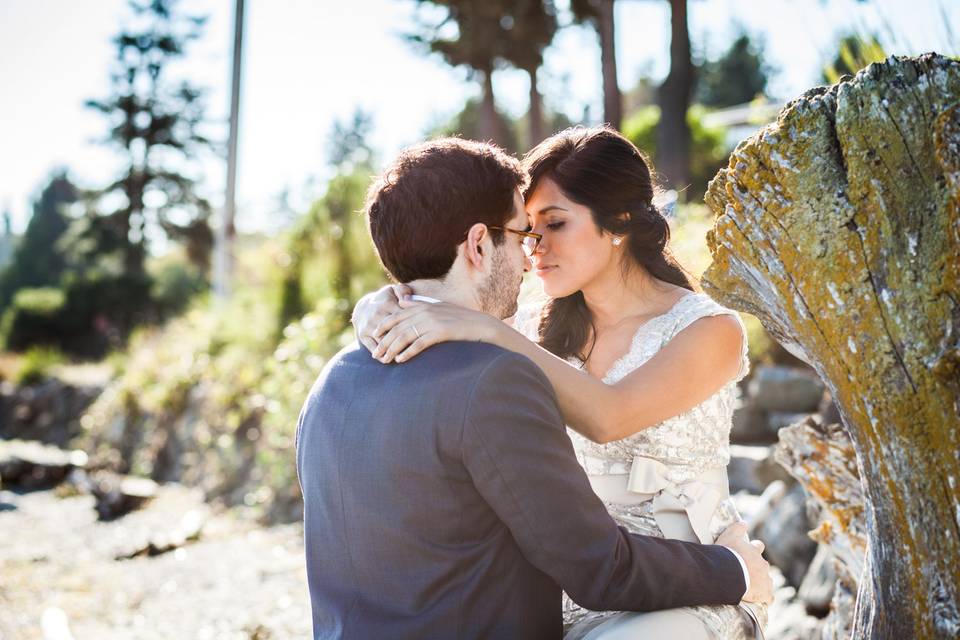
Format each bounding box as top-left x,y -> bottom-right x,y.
295,138 -> 771,639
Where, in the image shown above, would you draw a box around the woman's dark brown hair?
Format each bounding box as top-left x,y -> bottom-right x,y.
522,125 -> 695,361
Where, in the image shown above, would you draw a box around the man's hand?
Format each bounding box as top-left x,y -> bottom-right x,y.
352,284 -> 412,352
715,521 -> 774,605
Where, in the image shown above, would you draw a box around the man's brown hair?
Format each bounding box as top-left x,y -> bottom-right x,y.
366,138 -> 526,282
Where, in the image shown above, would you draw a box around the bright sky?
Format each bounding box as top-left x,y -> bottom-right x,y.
1,0 -> 955,236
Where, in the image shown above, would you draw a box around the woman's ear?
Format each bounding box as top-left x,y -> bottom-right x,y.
462,222 -> 489,269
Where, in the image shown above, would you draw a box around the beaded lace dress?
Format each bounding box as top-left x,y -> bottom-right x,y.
512,292 -> 767,639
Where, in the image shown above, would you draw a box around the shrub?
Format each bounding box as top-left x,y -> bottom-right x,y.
621,105 -> 729,201
14,346 -> 64,385
151,259 -> 208,319
1,287 -> 67,351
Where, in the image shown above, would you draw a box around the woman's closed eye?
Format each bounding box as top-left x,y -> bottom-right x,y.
546,221 -> 565,230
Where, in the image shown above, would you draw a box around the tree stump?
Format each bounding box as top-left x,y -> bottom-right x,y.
702,54 -> 960,638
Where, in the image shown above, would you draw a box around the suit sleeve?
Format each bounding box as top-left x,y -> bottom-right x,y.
461,351 -> 746,612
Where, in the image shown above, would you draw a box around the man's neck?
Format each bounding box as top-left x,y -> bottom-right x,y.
407,279 -> 479,311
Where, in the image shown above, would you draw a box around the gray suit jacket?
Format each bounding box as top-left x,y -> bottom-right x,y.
296,341 -> 744,639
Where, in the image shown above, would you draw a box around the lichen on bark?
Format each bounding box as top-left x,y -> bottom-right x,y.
703,54 -> 960,639
776,417 -> 864,639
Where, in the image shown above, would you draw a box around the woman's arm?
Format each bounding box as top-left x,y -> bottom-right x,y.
478,313 -> 744,443
373,303 -> 745,443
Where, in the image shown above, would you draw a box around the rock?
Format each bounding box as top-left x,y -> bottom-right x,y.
0,439 -> 88,490
702,54 -> 960,638
116,507 -> 206,559
90,472 -> 158,521
0,378 -> 102,447
747,365 -> 825,413
726,444 -> 794,494
817,390 -> 842,425
798,544 -> 837,617
754,483 -> 818,587
767,410 -> 811,434
730,402 -> 771,444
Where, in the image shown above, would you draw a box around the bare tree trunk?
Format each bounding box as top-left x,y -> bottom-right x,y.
477,69 -> 502,145
123,167 -> 146,277
597,0 -> 621,129
656,0 -> 692,198
527,66 -> 544,149
702,54 -> 960,638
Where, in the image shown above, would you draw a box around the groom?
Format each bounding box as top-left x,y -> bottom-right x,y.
295,138 -> 772,639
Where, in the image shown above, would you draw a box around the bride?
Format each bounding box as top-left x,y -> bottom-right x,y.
353,126 -> 767,639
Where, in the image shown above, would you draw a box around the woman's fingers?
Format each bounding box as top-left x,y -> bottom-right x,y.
372,304 -> 426,341
358,307 -> 392,346
394,334 -> 435,362
353,286 -> 401,337
373,308 -> 431,359
375,320 -> 425,362
379,324 -> 423,362
359,335 -> 379,354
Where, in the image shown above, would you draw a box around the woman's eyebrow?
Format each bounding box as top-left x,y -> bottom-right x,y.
534,205 -> 568,215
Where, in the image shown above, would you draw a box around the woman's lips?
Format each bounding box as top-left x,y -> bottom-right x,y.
535,265 -> 556,276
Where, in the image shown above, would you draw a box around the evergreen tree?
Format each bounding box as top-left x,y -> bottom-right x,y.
83,0 -> 214,278
0,171 -> 77,311
696,33 -> 770,108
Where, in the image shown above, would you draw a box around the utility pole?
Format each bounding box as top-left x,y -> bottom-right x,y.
215,0 -> 245,300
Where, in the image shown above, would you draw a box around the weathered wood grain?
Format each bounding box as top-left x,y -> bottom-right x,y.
703,54 -> 960,638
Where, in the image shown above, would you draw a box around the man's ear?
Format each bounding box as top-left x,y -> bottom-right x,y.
462,223 -> 489,270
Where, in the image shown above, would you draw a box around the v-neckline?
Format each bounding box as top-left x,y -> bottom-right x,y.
579,291 -> 697,383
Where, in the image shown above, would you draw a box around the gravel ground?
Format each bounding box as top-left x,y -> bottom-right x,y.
0,484 -> 818,639
0,485 -> 311,639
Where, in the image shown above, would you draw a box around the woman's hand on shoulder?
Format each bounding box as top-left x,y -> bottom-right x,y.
371,302 -> 504,363
352,284 -> 412,353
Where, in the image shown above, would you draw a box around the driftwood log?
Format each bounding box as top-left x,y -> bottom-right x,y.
776,417 -> 865,639
703,54 -> 960,638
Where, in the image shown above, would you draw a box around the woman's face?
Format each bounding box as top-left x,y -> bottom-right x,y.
525,177 -> 619,298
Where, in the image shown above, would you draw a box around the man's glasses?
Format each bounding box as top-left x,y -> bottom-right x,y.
488,226 -> 542,256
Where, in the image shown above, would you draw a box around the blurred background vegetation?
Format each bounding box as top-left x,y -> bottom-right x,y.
0,0 -> 954,522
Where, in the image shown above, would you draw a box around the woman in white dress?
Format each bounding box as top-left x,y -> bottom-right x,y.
355,126 -> 767,639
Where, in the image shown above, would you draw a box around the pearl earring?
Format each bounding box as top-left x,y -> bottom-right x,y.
612,236 -> 623,246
